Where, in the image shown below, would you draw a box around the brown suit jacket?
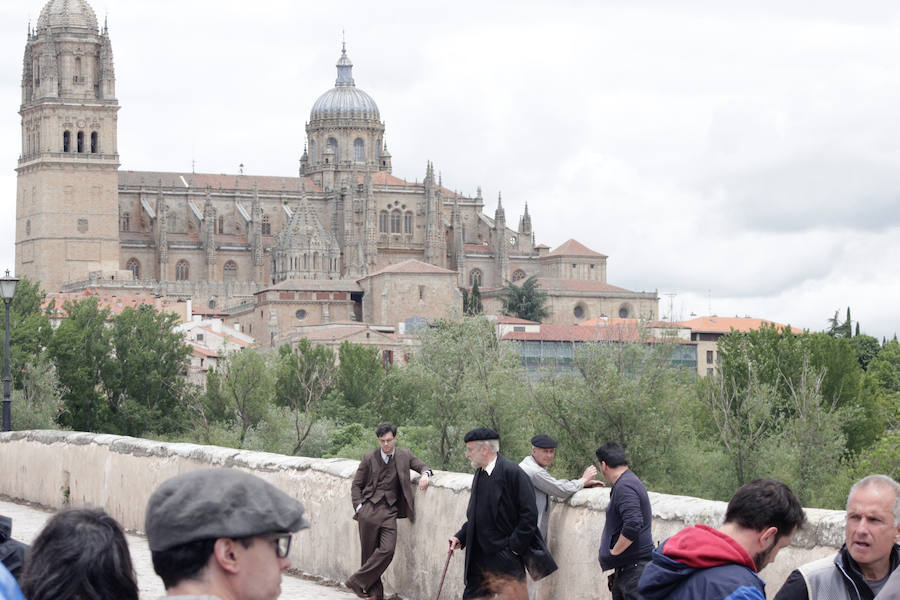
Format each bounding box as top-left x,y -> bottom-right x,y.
351,447 -> 429,522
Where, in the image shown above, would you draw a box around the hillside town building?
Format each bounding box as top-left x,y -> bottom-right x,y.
16,0 -> 659,341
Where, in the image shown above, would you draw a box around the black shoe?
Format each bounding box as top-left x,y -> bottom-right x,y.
345,578 -> 370,599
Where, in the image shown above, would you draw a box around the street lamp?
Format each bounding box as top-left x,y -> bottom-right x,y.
0,270 -> 19,432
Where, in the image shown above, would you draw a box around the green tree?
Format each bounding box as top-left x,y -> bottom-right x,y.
47,297 -> 111,432
0,276 -> 53,389
102,305 -> 192,435
463,280 -> 483,316
10,354 -> 64,430
274,340 -> 337,455
204,349 -> 274,447
501,275 -> 548,322
328,341 -> 388,426
849,334 -> 881,371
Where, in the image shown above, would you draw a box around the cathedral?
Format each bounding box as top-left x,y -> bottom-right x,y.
16,0 -> 658,341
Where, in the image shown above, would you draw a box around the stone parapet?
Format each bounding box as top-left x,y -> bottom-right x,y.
0,431 -> 841,599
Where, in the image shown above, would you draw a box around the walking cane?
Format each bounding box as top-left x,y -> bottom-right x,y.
435,547 -> 454,600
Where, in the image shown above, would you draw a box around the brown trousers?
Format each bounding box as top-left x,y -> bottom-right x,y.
352,498 -> 398,599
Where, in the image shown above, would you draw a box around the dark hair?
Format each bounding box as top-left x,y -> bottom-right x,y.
152,537 -> 254,589
20,507 -> 138,600
724,478 -> 806,539
595,442 -> 628,468
375,422 -> 397,438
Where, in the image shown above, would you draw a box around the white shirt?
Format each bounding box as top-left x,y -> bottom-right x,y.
484,455 -> 498,476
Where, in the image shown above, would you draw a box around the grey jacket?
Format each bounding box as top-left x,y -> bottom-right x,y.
518,455 -> 584,539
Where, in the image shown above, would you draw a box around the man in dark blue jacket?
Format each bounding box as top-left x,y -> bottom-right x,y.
638,478 -> 806,600
597,442 -> 654,600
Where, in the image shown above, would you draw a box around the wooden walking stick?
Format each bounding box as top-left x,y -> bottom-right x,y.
435,546 -> 454,600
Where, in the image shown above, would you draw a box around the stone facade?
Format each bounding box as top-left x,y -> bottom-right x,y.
16,0 -> 658,333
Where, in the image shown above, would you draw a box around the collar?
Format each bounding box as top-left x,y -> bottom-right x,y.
380,449 -> 393,463
484,455 -> 498,476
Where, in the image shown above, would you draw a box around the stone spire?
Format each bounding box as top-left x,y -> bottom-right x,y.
518,202 -> 532,240
423,162 -> 445,266
494,192 -> 508,287
271,187 -> 340,281
157,182 -> 168,271
251,183 -> 264,281
203,186 -> 217,279
453,193 -> 465,286
364,167 -> 377,271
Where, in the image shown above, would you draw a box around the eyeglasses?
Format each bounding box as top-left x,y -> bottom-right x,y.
261,533 -> 292,558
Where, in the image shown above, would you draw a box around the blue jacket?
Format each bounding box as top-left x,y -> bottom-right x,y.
638,524 -> 765,600
0,563 -> 24,600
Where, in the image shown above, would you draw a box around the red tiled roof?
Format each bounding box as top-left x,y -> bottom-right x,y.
118,171 -> 324,194
579,317 -> 677,328
502,322 -> 687,343
675,316 -> 804,335
524,278 -> 634,294
191,345 -> 220,358
495,315 -> 540,325
261,279 -> 362,293
364,259 -> 456,277
545,239 -> 607,258
43,291 -> 180,318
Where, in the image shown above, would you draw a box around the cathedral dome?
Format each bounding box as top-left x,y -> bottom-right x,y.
310,44 -> 380,121
36,0 -> 99,32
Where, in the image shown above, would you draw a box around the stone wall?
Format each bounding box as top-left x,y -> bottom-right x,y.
0,431 -> 844,599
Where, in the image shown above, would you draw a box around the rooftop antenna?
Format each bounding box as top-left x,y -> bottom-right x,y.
239,163 -> 244,175
664,292 -> 676,322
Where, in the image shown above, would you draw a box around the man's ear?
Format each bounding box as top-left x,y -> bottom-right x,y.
213,538 -> 242,575
759,526 -> 779,547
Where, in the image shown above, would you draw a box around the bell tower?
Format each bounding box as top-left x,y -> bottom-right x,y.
16,0 -> 121,292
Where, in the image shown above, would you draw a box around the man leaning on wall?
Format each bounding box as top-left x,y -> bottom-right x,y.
347,422 -> 432,600
774,474 -> 900,600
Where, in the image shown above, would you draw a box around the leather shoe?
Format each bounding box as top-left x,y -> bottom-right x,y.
345,578 -> 370,599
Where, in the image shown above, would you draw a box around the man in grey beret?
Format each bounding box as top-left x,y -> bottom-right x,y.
145,468 -> 308,600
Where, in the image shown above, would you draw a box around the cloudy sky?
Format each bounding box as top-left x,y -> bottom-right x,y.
3,1 -> 899,339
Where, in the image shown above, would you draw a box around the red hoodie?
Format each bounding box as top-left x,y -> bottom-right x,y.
663,524 -> 757,572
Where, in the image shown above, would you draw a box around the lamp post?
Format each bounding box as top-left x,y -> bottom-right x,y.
0,270 -> 19,432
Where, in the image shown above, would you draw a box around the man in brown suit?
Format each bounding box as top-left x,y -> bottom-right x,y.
346,422 -> 432,600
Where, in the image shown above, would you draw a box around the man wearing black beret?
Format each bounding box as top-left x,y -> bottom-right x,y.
449,427 -> 539,599
145,468 -> 308,600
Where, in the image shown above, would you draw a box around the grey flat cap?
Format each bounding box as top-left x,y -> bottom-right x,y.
145,468 -> 308,552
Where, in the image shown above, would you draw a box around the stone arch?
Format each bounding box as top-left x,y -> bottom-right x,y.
223,260 -> 237,282
469,269 -> 483,287
77,131 -> 84,153
90,131 -> 98,153
390,210 -> 401,234
618,303 -> 633,319
404,211 -> 413,234
63,130 -> 71,153
354,138 -> 365,163
261,214 -> 271,235
175,260 -> 190,281
379,211 -> 388,233
126,257 -> 140,280
511,269 -> 526,282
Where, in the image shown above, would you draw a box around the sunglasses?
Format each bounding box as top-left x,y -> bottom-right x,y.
261,532 -> 292,558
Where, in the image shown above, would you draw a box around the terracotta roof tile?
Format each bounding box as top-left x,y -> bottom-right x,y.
675,316 -> 804,335
364,259 -> 456,277
495,315 -> 540,325
118,171 -> 324,194
545,239 -> 607,258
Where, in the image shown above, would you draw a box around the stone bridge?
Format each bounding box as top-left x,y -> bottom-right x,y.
0,431 -> 844,599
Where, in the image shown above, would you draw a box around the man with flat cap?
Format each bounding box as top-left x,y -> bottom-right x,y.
145,467 -> 308,600
520,434 -> 601,599
449,427 -> 539,599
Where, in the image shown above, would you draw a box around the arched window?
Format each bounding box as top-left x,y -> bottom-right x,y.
309,140 -> 317,163
218,215 -> 225,234
354,138 -> 365,163
223,260 -> 237,282
63,130 -> 71,153
404,212 -> 413,234
261,214 -> 271,235
167,214 -> 177,233
379,211 -> 388,233
74,57 -> 82,83
327,137 -> 338,157
120,212 -> 130,232
390,210 -> 402,234
511,269 -> 526,282
77,131 -> 84,153
469,269 -> 483,287
126,257 -> 140,280
175,260 -> 190,281
90,131 -> 98,153
618,304 -> 630,318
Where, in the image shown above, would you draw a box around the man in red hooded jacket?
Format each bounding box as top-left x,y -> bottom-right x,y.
638,479 -> 805,600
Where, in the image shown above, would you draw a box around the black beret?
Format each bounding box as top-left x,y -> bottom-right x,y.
464,427 -> 500,442
531,434 -> 557,448
145,468 -> 309,552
